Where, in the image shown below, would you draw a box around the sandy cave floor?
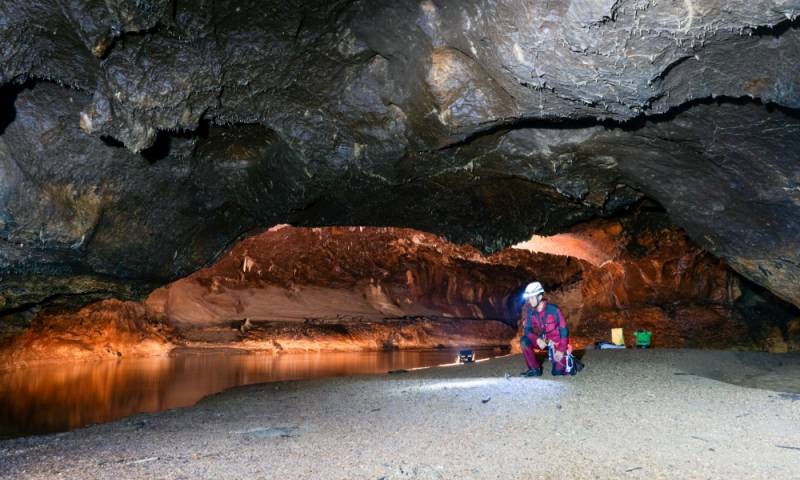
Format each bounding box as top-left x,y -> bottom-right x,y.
1,350 -> 800,480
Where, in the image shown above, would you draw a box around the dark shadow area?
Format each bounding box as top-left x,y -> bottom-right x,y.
505,288 -> 526,326
735,277 -> 800,345
100,135 -> 126,148
0,289 -> 119,333
616,199 -> 671,257
749,16 -> 800,37
0,81 -> 34,135
441,95 -> 800,150
140,121 -> 209,163
674,350 -> 800,394
140,131 -> 173,163
634,95 -> 800,127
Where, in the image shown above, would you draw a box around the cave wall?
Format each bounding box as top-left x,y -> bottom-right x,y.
6,217 -> 798,367
514,212 -> 800,350
145,225 -> 584,325
1,225 -> 580,365
1,0 -> 799,316
544,213 -> 747,349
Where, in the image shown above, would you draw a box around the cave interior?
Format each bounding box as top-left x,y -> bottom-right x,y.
1,0 -> 800,477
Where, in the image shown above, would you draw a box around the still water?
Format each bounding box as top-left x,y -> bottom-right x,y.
0,348 -> 506,439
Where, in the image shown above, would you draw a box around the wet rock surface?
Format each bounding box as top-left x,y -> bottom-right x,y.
0,0 -> 799,317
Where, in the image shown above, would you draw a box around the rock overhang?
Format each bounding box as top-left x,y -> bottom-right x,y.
0,0 -> 799,314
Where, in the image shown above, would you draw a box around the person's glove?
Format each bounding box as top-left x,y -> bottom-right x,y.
536,338 -> 547,349
553,351 -> 564,362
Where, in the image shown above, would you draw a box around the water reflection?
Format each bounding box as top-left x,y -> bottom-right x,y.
0,348 -> 506,439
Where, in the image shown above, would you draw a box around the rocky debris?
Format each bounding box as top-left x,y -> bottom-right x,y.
230,318 -> 516,354
0,0 -> 798,320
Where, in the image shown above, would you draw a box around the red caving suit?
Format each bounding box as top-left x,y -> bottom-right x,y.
520,301 -> 571,374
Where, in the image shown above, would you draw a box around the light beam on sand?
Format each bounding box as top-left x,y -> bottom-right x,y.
412,377 -> 564,392
414,378 -> 504,391
405,353 -> 513,371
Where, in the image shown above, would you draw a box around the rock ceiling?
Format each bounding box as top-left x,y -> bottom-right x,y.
1,0 -> 798,313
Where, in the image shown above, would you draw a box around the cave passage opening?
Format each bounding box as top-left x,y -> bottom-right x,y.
2,205 -> 799,440
3,195 -> 799,361
0,212 -> 635,438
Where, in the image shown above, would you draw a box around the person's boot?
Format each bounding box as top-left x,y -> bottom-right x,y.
570,359 -> 585,376
520,368 -> 542,377
552,360 -> 571,376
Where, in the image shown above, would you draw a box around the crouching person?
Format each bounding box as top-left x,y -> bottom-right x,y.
519,281 -> 582,377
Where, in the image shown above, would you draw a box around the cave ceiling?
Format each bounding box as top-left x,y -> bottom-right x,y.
0,0 -> 799,313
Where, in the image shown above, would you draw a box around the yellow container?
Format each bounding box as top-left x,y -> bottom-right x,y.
611,328 -> 625,346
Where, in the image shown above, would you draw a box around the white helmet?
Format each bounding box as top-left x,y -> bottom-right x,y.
522,281 -> 545,299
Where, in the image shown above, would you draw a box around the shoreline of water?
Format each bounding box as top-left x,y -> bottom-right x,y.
0,346 -> 510,440
0,342 -> 512,373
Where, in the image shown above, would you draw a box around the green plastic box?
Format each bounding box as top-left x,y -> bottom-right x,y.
633,330 -> 652,348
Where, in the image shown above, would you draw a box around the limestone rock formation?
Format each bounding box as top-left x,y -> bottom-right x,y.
0,299 -> 174,368
146,225 -> 584,326
513,211 -> 753,349
4,219 -> 790,365
1,0 -> 799,320
2,225 -> 572,365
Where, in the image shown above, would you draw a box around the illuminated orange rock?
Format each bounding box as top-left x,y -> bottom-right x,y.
2,227 -> 579,364
145,226 -> 584,328
1,218 -> 770,365
514,218 -> 747,350
0,300 -> 173,369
